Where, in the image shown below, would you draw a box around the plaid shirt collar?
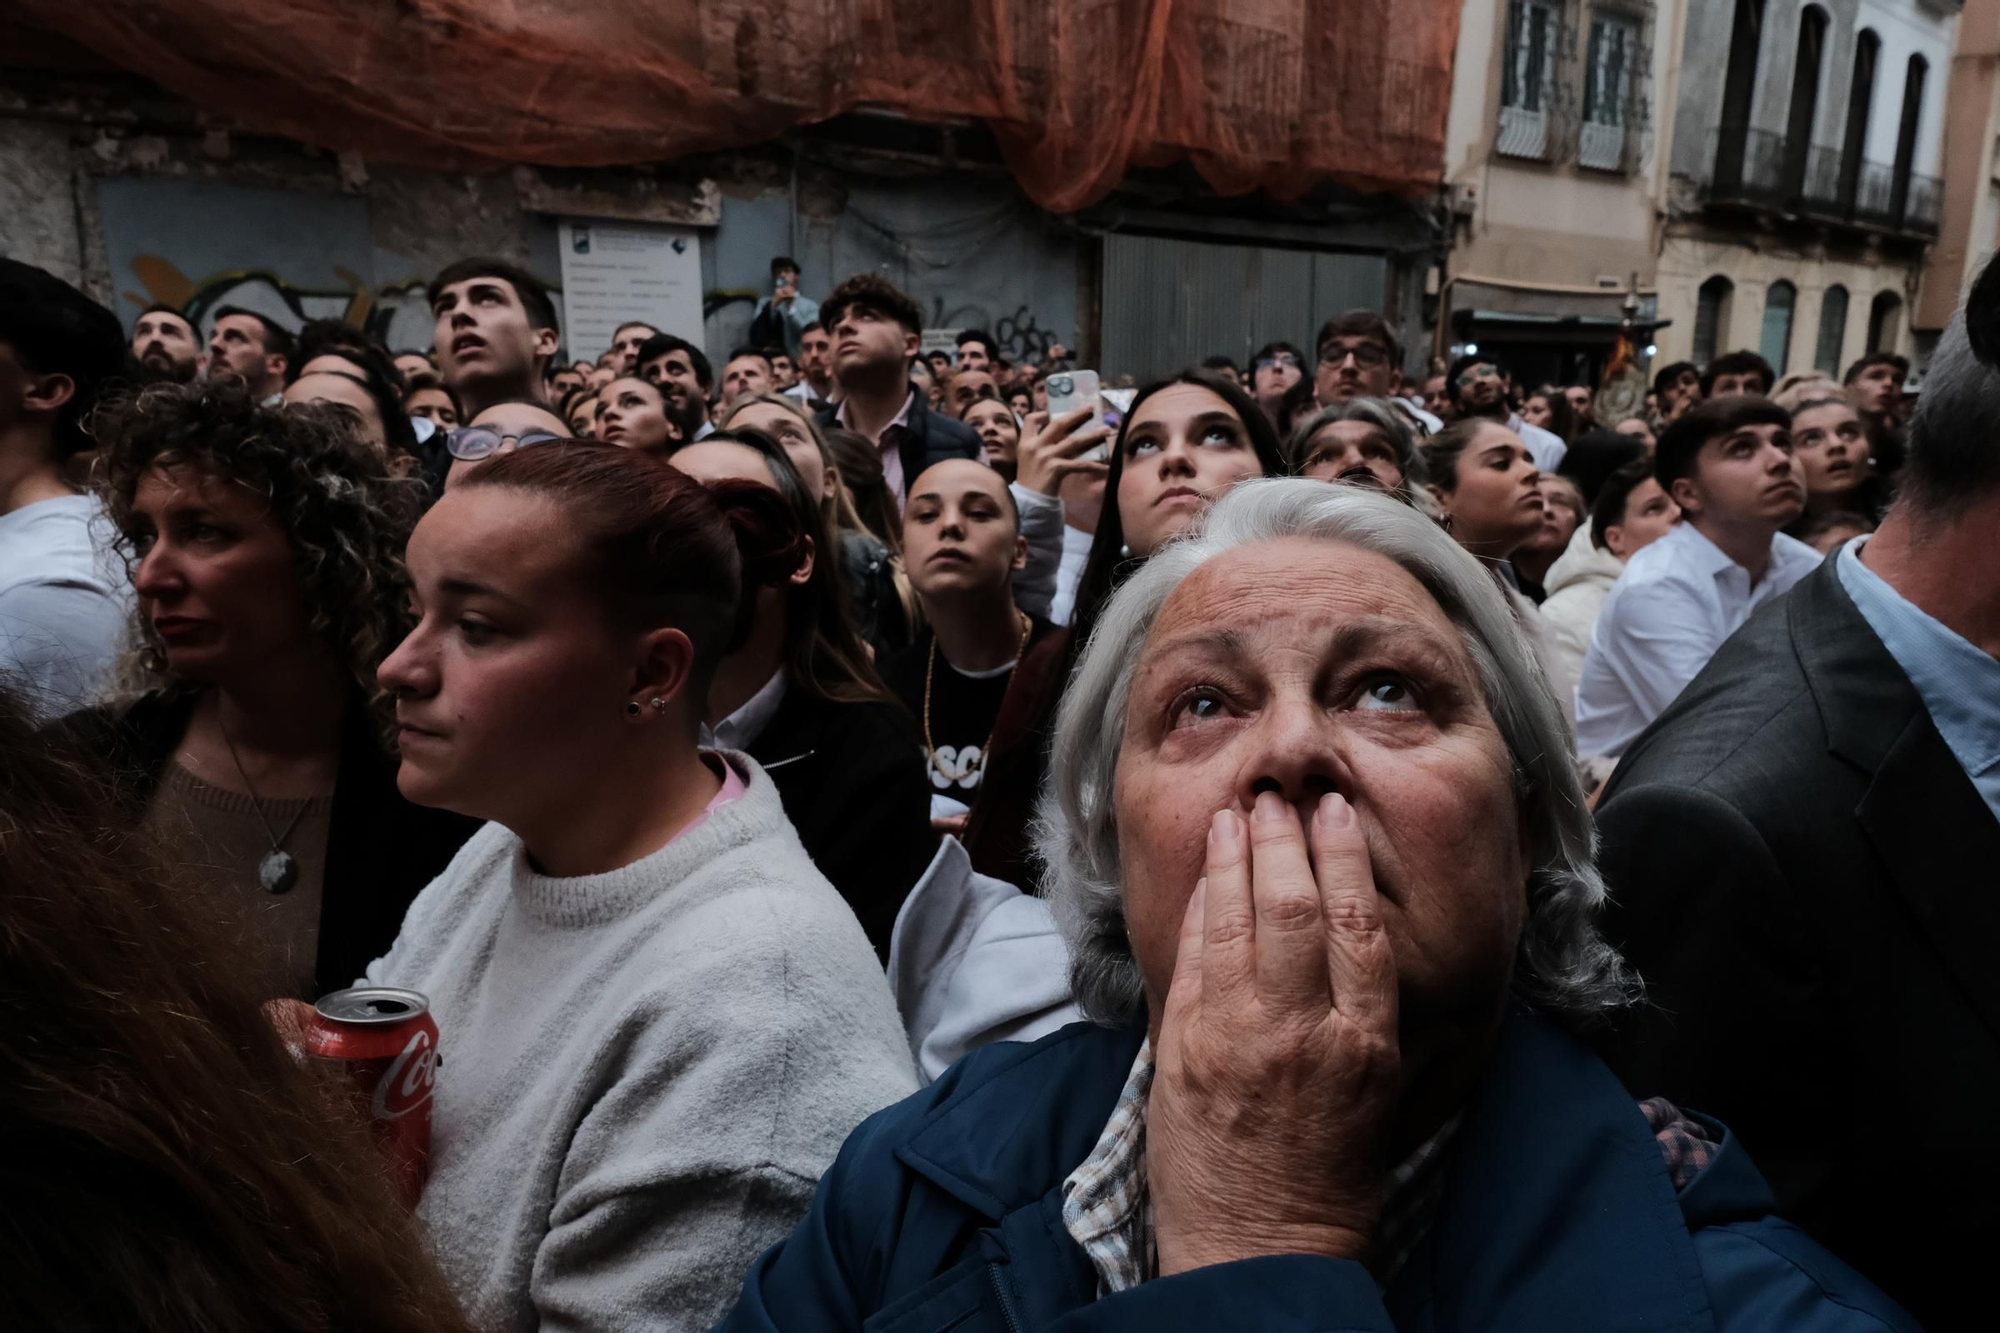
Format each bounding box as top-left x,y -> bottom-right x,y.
1058,1041 -> 1460,1296
1060,1045 -> 1723,1298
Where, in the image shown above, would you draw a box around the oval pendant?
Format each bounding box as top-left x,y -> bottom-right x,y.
259,849 -> 299,894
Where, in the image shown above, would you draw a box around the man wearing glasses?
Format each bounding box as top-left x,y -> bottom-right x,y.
1447,351 -> 1568,472
1313,310 -> 1440,433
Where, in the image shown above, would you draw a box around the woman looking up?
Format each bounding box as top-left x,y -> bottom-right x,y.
597,375 -> 680,454
718,481 -> 1917,1332
61,380 -> 477,1000
965,369 -> 1286,889
371,441 -> 915,1330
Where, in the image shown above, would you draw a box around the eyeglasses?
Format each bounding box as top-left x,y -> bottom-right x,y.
1254,353 -> 1303,371
1319,342 -> 1390,369
1455,364 -> 1501,388
446,426 -> 565,461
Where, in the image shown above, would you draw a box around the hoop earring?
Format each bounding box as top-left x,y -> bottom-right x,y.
625,701 -> 642,717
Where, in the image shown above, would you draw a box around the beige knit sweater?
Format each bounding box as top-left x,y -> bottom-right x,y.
364,754 -> 918,1331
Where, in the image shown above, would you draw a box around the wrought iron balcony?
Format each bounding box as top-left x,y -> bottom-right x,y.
1705,123 -> 1940,240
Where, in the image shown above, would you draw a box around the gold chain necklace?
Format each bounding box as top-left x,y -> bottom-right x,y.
923,609 -> 1032,788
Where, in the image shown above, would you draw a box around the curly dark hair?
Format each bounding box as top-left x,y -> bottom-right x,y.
89,379 -> 422,736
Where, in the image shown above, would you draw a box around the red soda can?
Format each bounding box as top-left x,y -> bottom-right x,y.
303,986 -> 439,1205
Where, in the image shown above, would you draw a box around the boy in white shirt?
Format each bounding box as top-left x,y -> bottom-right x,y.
1576,396 -> 1822,758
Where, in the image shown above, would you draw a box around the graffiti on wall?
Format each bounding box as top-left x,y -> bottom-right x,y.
929,298 -> 1061,363
122,255 -> 433,345
121,255 -> 565,353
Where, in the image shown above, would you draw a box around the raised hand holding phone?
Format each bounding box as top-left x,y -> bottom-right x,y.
1016,404 -> 1111,497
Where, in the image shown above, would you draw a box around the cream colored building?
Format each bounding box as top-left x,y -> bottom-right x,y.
1445,0 -> 1960,384
1442,0 -> 1686,389
1654,0 -> 1958,374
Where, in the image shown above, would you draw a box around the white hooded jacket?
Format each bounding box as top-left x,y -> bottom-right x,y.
1540,522 -> 1627,696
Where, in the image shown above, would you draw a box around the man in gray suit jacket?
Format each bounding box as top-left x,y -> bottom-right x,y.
1590,265 -> 2000,1331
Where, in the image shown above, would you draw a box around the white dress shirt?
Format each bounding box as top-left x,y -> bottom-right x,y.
702,669 -> 787,752
1048,523 -> 1098,627
1574,522 -> 1823,757
1507,412 -> 1569,474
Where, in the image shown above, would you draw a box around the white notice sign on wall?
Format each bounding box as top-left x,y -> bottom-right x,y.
557,220 -> 704,363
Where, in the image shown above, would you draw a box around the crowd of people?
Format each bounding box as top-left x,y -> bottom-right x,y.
0,238 -> 1984,1331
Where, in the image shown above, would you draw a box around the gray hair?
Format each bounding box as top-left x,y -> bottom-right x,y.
1903,283 -> 2000,515
1036,478 -> 1639,1032
1286,397 -> 1428,488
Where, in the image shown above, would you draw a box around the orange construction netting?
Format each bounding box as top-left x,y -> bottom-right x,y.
18,0 -> 1460,213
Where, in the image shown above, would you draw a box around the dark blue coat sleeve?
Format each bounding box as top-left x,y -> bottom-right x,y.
1042,1256 -> 1395,1332
1696,1221 -> 1923,1333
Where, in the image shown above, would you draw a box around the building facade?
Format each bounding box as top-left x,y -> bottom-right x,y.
1917,0 -> 2000,329
1442,0 -> 1685,390
1655,0 -> 1959,376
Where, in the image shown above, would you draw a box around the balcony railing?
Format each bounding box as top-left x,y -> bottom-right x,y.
1706,123 -> 1941,239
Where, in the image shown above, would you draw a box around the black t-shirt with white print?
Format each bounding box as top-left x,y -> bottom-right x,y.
880,617 -> 1056,799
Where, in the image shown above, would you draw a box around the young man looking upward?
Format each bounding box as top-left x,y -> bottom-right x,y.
428,259 -> 560,420
817,274 -> 979,508
1575,396 -> 1819,757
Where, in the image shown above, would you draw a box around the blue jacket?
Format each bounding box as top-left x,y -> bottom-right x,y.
718,1014 -> 1917,1331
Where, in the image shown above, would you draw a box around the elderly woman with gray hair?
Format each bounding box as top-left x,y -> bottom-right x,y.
718,480 -> 1916,1332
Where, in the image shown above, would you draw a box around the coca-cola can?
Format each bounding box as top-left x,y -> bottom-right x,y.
303,986 -> 439,1205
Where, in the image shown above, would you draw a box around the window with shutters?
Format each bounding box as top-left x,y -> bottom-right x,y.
1694,276 -> 1734,366
1760,280 -> 1797,375
1580,13 -> 1639,171
1499,0 -> 1562,160
1814,285 -> 1848,375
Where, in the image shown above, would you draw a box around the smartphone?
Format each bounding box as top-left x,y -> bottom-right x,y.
1046,370 -> 1106,460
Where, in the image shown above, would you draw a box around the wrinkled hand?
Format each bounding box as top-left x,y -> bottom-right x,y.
1015,405 -> 1111,497
1147,791 -> 1401,1276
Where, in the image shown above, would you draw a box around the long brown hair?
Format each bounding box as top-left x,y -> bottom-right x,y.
0,688 -> 473,1333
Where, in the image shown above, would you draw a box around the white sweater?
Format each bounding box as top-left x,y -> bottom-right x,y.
365,755 -> 917,1331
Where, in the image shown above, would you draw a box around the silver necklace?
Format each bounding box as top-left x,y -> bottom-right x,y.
219,720 -> 314,894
